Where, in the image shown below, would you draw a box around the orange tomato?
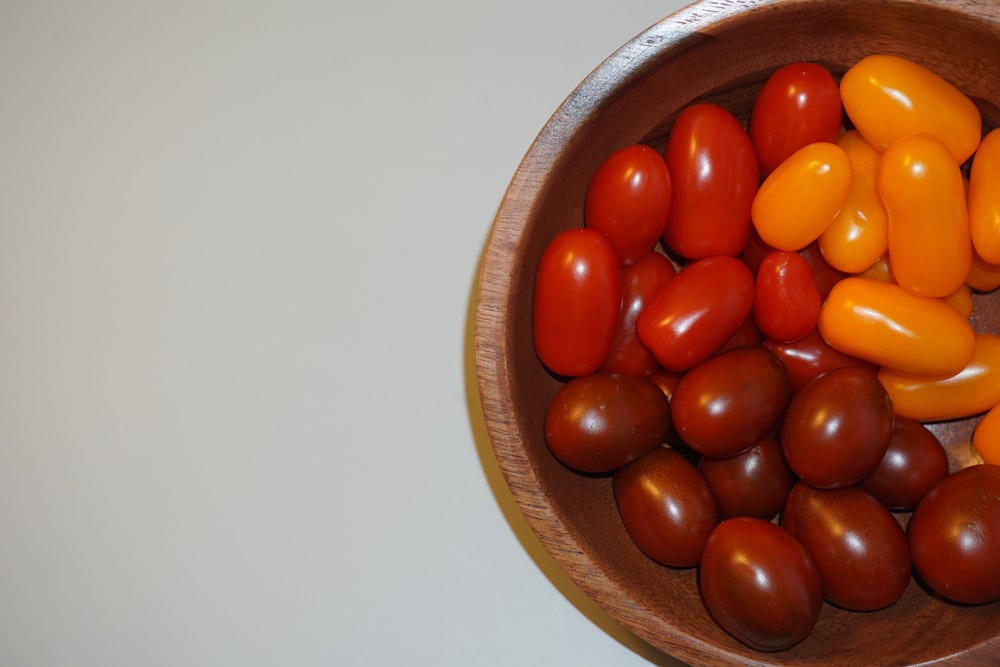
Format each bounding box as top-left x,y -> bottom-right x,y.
969,128 -> 1000,265
974,403 -> 1000,466
840,54 -> 982,164
941,283 -> 974,319
967,249 -> 1000,293
877,134 -> 971,298
818,277 -> 975,378
858,254 -> 893,282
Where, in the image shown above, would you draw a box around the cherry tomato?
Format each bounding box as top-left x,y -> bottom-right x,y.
840,54 -> 982,164
818,277 -> 976,378
878,133 -> 971,298
909,464 -> 1000,605
749,62 -> 843,177
966,248 -> 1000,293
782,483 -> 911,611
699,518 -> 822,652
662,103 -> 759,259
716,314 -> 763,355
753,250 -> 821,344
752,142 -> 852,251
648,370 -> 684,444
942,283 -> 974,319
698,434 -> 794,520
973,403 -> 1000,465
636,255 -> 754,372
585,144 -> 672,265
601,252 -> 677,377
970,128 -> 1000,264
860,416 -> 949,511
763,329 -> 876,391
858,253 -> 893,283
544,373 -> 671,474
613,446 -> 717,567
533,229 -> 623,377
798,240 -> 846,299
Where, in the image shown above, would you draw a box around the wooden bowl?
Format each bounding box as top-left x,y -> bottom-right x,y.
474,0 -> 1000,665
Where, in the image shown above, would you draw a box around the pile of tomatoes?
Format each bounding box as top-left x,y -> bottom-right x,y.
532,55 -> 1000,652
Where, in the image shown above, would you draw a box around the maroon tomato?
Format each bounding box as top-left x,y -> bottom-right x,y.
533,229 -> 623,377
662,103 -> 760,259
749,62 -> 844,176
782,482 -> 911,611
909,464 -> 1000,605
671,346 -> 792,458
764,329 -> 877,390
636,256 -> 755,372
753,250 -> 822,343
648,370 -> 684,444
860,416 -> 950,511
716,314 -> 764,355
780,367 -> 894,488
544,373 -> 670,474
698,434 -> 794,519
699,517 -> 822,652
585,144 -> 672,265
613,446 -> 718,567
799,240 -> 846,299
741,226 -> 777,275
601,252 -> 677,377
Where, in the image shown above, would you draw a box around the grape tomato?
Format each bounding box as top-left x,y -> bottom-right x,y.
753,250 -> 821,344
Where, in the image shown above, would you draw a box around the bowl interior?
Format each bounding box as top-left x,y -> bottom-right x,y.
476,1 -> 1000,664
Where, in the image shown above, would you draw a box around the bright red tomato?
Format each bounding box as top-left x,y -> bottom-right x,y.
533,228 -> 622,377
662,103 -> 760,260
753,250 -> 821,344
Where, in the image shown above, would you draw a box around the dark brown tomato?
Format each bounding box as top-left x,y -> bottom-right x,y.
699,517 -> 822,652
671,346 -> 792,458
860,416 -> 950,511
699,434 -> 795,520
781,482 -> 911,611
780,367 -> 894,488
648,369 -> 684,445
613,446 -> 718,567
544,373 -> 670,474
764,328 -> 877,390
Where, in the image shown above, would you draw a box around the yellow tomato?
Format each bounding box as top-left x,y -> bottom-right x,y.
969,128 -> 1000,265
974,403 -> 1000,466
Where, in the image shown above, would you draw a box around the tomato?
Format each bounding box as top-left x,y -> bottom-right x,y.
698,434 -> 794,520
909,464 -> 1000,605
749,62 -> 843,177
840,54 -> 982,164
798,240 -> 846,299
584,144 -> 672,265
780,367 -> 894,489
544,373 -> 670,473
716,314 -> 763,355
974,403 -> 1000,465
662,103 -> 760,259
763,329 -> 876,391
942,283 -> 974,319
699,518 -> 822,652
858,253 -> 893,283
601,252 -> 677,377
781,483 -> 911,611
818,130 -> 888,273
636,255 -> 754,372
878,133 -> 971,298
818,277 -> 976,377
966,248 -> 1000,293
613,446 -> 718,567
970,128 -> 1000,264
860,416 -> 949,511
752,250 -> 821,343
878,334 -> 1000,421
648,370 -> 684,444
752,142 -> 852,252
533,229 -> 623,377
671,346 -> 792,458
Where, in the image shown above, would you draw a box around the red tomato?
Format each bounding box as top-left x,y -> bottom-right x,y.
636,256 -> 754,372
698,434 -> 794,520
860,416 -> 949,511
585,144 -> 672,265
753,250 -> 821,344
763,329 -> 876,391
798,241 -> 846,299
662,103 -> 760,259
749,62 -> 843,177
533,229 -> 623,377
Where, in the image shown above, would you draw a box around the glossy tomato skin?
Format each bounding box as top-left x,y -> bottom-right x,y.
780,367 -> 894,489
749,62 -> 843,177
698,434 -> 794,520
753,250 -> 821,344
781,482 -> 911,611
585,144 -> 672,265
798,241 -> 846,299
699,517 -> 822,652
636,255 -> 754,372
544,374 -> 670,474
909,464 -> 1000,605
974,403 -> 1000,465
601,252 -> 677,377
613,446 -> 718,567
970,128 -> 1000,264
763,329 -> 876,391
671,346 -> 792,458
533,229 -> 623,377
860,416 -> 949,511
662,103 -> 760,259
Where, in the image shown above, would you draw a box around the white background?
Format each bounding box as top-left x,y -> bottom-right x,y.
0,1 -> 692,665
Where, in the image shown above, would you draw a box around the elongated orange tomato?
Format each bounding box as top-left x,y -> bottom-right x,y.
942,283 -> 974,319
967,249 -> 1000,293
970,128 -> 1000,265
818,277 -> 975,378
878,334 -> 1000,421
751,142 -> 852,251
974,403 -> 1000,466
819,131 -> 888,273
877,134 -> 971,298
840,54 -> 982,164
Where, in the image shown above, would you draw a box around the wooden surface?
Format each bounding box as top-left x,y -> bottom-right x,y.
475,0 -> 1000,665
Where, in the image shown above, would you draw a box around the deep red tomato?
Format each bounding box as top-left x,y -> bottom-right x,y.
698,434 -> 794,520
662,103 -> 760,260
749,62 -> 843,176
798,240 -> 846,299
636,255 -> 754,372
753,250 -> 821,344
699,517 -> 822,652
860,416 -> 949,511
533,228 -> 623,377
763,329 -> 876,391
585,144 -> 672,265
